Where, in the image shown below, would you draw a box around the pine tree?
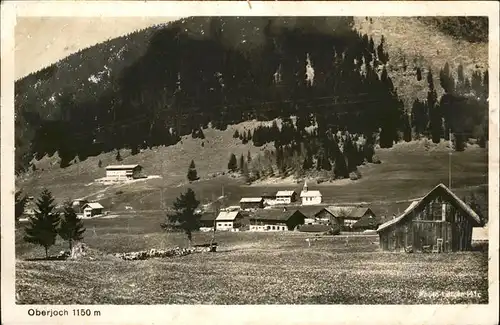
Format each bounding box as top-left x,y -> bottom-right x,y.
15,190 -> 28,226
24,189 -> 60,258
247,150 -> 252,164
187,160 -> 199,182
98,159 -> 102,168
416,67 -> 422,81
116,150 -> 122,162
427,69 -> 442,143
239,154 -> 245,172
228,153 -> 237,172
59,200 -> 86,251
167,188 -> 201,245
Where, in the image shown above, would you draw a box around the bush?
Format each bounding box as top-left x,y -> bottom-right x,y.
372,155 -> 382,164
349,169 -> 362,181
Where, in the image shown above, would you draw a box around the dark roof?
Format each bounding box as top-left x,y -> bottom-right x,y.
200,212 -> 217,221
249,209 -> 292,222
352,214 -> 382,229
377,183 -> 483,233
348,208 -> 373,219
298,224 -> 331,233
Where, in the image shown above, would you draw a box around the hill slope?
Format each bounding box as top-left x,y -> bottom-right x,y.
14,17 -> 488,180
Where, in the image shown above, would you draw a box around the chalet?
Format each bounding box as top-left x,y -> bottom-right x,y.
72,199 -> 89,213
105,164 -> 143,181
315,206 -> 375,230
82,202 -> 104,218
300,181 -> 322,206
249,208 -> 306,231
199,212 -> 217,228
216,211 -> 244,231
377,184 -> 484,253
275,190 -> 298,204
240,197 -> 265,210
351,212 -> 383,231
261,193 -> 277,206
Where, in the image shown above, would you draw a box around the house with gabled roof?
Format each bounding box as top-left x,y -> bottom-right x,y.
105,164 -> 143,181
82,202 -> 104,218
248,208 -> 306,231
314,206 -> 376,230
240,197 -> 264,210
216,211 -> 244,231
377,183 -> 484,253
275,190 -> 297,205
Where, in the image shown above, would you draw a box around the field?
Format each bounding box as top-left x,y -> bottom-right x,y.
14,132 -> 489,305
16,232 -> 488,304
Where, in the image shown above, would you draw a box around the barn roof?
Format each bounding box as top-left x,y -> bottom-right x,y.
105,164 -> 142,170
200,212 -> 217,221
300,190 -> 322,197
249,209 -> 304,222
216,211 -> 241,221
240,197 -> 264,203
319,206 -> 369,219
276,190 -> 296,197
352,214 -> 383,229
377,183 -> 483,233
83,202 -> 104,209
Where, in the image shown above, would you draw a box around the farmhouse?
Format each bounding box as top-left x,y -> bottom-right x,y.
275,190 -> 297,204
105,164 -> 143,181
377,183 -> 484,253
199,212 -> 217,228
351,213 -> 384,231
216,211 -> 244,231
300,181 -> 322,206
249,208 -> 306,231
315,206 -> 376,230
240,197 -> 265,210
82,202 -> 104,218
261,193 -> 277,206
72,199 -> 89,213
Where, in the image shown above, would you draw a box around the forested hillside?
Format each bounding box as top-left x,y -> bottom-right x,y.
15,17 -> 489,178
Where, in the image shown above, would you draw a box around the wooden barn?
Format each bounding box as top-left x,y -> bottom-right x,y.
249,208 -> 306,231
377,184 -> 484,253
240,197 -> 265,210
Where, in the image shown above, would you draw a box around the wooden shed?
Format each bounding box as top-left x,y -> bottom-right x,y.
377,183 -> 484,253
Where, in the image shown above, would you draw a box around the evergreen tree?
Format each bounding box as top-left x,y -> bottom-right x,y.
239,154 -> 245,172
24,189 -> 60,258
427,70 -> 442,143
228,153 -> 238,172
439,62 -> 455,94
168,188 -> 201,245
15,190 -> 28,226
98,159 -> 102,168
247,150 -> 252,164
302,152 -> 313,170
116,150 -> 122,162
59,200 -> 86,251
416,67 -> 422,81
187,160 -> 199,182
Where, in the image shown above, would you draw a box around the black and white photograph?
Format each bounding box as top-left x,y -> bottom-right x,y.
1,1 -> 498,325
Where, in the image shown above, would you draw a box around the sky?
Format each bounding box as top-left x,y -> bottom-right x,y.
14,17 -> 182,80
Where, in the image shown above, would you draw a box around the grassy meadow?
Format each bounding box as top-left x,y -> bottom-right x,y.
14,135 -> 489,305
16,232 -> 488,304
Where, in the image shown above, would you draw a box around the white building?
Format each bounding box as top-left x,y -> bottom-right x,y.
215,211 -> 243,231
82,202 -> 104,218
300,181 -> 322,206
275,190 -> 297,204
105,164 -> 143,181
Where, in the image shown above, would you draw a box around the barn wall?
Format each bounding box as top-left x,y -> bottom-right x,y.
379,193 -> 476,252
